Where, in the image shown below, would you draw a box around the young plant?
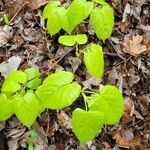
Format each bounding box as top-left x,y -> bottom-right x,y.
0,69 -> 81,127
41,0 -> 123,143
0,0 -> 123,145
72,85 -> 124,143
42,0 -> 93,35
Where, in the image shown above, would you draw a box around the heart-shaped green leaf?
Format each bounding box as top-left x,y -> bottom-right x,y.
88,85 -> 124,124
36,71 -> 81,109
72,108 -> 104,143
58,34 -> 88,46
90,2 -> 114,41
0,94 -> 13,121
24,68 -> 41,89
13,91 -> 41,128
47,7 -> 67,36
2,71 -> 26,96
65,0 -> 93,34
84,43 -> 104,78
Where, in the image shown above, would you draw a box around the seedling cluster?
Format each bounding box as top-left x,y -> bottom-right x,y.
0,0 -> 124,144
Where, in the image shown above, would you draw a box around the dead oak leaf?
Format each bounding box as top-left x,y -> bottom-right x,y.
122,97 -> 134,126
57,111 -> 72,130
113,130 -> 141,149
26,0 -> 49,11
123,35 -> 147,56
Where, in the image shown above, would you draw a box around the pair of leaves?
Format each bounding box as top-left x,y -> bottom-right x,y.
0,70 -> 81,127
58,34 -> 87,46
72,85 -> 124,143
36,71 -> 81,109
84,43 -> 104,78
0,91 -> 41,128
2,68 -> 41,97
42,0 -> 93,35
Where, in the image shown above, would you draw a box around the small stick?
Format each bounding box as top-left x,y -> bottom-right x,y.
9,3 -> 26,24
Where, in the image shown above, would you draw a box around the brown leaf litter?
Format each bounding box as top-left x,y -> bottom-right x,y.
123,35 -> 148,57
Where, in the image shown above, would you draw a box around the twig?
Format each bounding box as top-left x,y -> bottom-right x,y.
32,121 -> 48,144
107,39 -> 126,61
9,3 -> 26,24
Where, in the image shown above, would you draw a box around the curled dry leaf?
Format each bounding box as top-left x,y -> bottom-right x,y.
21,28 -> 42,43
57,111 -> 72,130
123,35 -> 148,56
122,97 -> 134,126
26,0 -> 49,11
113,130 -> 141,149
0,26 -> 13,47
0,56 -> 22,78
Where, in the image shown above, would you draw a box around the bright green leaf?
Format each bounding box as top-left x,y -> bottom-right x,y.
58,34 -> 88,46
59,35 -> 75,46
2,71 -> 26,96
5,71 -> 26,84
36,71 -> 81,109
0,94 -> 13,121
24,68 -> 41,89
75,34 -> 88,44
46,13 -> 61,36
65,0 -> 93,34
72,108 -> 104,143
13,91 -> 41,128
90,3 -> 114,40
42,1 -> 61,19
88,85 -> 124,124
84,43 -> 104,78
3,14 -> 9,25
42,1 -> 67,36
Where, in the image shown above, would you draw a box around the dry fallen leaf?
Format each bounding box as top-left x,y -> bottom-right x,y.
122,97 -> 134,126
0,56 -> 22,78
21,28 -> 42,43
123,35 -> 148,56
113,130 -> 141,149
0,26 -> 13,47
26,0 -> 49,11
57,111 -> 72,130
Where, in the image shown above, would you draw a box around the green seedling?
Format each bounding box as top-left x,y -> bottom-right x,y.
72,85 -> 124,143
28,129 -> 36,150
3,14 -> 9,25
0,0 -> 123,145
0,68 -> 124,143
43,0 -> 93,35
42,0 -> 114,40
0,69 -> 81,127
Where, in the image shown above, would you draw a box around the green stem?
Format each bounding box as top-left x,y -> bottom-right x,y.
75,43 -> 79,57
81,92 -> 88,111
28,129 -> 36,150
84,91 -> 95,94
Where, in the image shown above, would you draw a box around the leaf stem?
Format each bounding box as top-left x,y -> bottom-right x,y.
75,43 -> 79,57
81,91 -> 88,111
84,91 -> 95,94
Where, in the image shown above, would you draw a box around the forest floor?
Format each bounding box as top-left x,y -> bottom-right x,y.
0,0 -> 149,150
